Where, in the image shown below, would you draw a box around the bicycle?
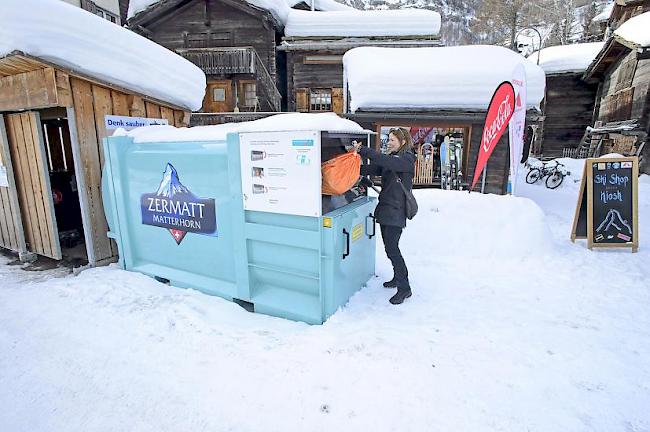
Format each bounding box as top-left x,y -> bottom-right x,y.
525,159 -> 570,189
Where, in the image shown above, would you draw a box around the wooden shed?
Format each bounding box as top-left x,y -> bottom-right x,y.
128,0 -> 287,113
0,52 -> 191,266
582,5 -> 650,173
279,9 -> 442,113
531,42 -> 603,158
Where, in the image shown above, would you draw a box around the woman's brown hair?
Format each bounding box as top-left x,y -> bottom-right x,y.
388,127 -> 414,153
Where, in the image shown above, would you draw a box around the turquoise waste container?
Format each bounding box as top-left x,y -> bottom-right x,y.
102,129 -> 377,324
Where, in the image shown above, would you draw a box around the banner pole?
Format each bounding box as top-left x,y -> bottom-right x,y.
481,163 -> 487,194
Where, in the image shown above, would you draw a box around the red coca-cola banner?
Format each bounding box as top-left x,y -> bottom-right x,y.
471,81 -> 516,191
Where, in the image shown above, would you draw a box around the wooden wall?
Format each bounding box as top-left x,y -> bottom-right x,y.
68,76 -> 187,264
540,74 -> 598,158
597,52 -> 650,128
0,115 -> 27,257
4,112 -> 61,259
286,51 -> 344,112
144,0 -> 278,83
466,123 -> 510,194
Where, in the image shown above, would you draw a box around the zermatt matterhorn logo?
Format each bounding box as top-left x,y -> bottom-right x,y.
140,163 -> 217,244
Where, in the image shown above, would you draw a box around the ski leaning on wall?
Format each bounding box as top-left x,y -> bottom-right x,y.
571,157 -> 639,252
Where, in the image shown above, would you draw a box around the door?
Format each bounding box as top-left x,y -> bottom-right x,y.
0,114 -> 28,257
5,112 -> 62,259
203,80 -> 233,112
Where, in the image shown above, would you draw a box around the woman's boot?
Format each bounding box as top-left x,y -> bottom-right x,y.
389,287 -> 412,305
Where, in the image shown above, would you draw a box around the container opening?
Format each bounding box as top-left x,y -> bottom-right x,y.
233,298 -> 255,313
154,276 -> 171,285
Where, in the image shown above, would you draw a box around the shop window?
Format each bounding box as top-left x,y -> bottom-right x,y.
310,89 -> 332,112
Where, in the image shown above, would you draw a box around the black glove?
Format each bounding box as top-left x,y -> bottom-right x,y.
359,176 -> 374,187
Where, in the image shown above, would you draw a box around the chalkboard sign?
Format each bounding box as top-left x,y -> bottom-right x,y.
571,157 -> 638,252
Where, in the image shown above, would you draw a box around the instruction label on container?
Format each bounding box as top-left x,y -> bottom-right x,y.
239,131 -> 321,217
0,165 -> 8,188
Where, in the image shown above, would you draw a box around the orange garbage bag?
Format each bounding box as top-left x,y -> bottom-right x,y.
321,151 -> 361,195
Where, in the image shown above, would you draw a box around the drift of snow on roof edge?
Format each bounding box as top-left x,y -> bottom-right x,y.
529,42 -> 605,74
343,46 -> 546,113
0,0 -> 206,111
284,9 -> 442,38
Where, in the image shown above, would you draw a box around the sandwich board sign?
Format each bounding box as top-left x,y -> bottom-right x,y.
571,157 -> 639,252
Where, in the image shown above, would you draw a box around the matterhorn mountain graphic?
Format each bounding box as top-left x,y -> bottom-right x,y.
156,163 -> 191,197
140,163 -> 217,245
596,209 -> 632,240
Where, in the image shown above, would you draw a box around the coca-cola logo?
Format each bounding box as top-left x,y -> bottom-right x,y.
470,81 -> 516,190
482,94 -> 514,152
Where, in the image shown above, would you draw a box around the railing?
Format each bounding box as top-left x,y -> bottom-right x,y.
562,147 -> 590,159
177,47 -> 281,112
251,53 -> 282,112
176,47 -> 255,75
190,112 -> 277,127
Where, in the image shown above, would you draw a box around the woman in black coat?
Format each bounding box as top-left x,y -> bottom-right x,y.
355,128 -> 416,305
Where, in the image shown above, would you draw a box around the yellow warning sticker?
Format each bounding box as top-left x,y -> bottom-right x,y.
323,217 -> 333,228
352,223 -> 363,242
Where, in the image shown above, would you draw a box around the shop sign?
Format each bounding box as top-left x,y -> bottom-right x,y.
105,115 -> 168,131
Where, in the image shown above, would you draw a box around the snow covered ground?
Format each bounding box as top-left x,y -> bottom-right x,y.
1,164 -> 649,431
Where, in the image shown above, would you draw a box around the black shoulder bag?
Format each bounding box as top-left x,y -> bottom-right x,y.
396,177 -> 418,220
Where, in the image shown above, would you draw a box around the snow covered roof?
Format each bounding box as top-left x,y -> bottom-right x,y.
592,1 -> 614,23
284,9 -> 441,38
1,0 -> 206,111
116,113 -> 368,143
529,42 -> 605,74
128,0 -> 354,25
343,46 -> 546,113
614,11 -> 650,49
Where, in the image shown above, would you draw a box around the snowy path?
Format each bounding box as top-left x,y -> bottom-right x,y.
1,173 -> 649,431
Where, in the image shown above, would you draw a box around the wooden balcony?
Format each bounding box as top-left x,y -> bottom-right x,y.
176,47 -> 281,111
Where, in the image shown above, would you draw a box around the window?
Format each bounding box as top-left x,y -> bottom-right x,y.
243,83 -> 257,108
81,0 -> 120,25
212,87 -> 226,102
303,55 -> 343,65
310,89 -> 332,112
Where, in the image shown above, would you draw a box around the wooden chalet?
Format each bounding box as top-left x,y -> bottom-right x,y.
532,43 -> 603,158
0,52 -> 191,266
128,0 -> 286,114
582,2 -> 650,174
279,10 -> 442,114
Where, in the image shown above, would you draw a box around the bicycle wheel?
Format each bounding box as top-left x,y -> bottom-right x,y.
546,172 -> 564,189
526,168 -> 542,184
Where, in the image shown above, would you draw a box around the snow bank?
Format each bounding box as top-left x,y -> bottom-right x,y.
128,0 -> 354,23
285,9 -> 441,37
404,189 -> 555,259
0,0 -> 206,111
120,113 -> 365,143
530,42 -> 604,74
343,46 -> 546,112
614,11 -> 650,48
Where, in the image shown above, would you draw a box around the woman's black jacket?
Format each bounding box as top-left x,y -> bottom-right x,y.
359,146 -> 416,228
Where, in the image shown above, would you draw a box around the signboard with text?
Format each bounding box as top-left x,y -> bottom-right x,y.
571,157 -> 638,252
104,115 -> 168,131
239,131 -> 322,217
